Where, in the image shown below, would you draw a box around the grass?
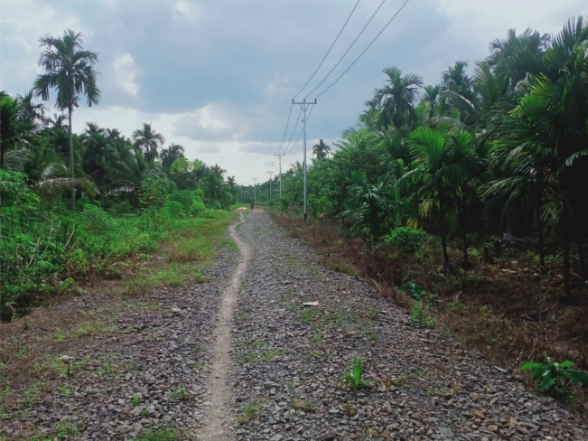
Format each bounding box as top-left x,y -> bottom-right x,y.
0,209 -> 237,436
291,399 -> 315,412
133,428 -> 179,441
237,402 -> 261,424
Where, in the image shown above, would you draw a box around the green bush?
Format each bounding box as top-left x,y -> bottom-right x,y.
382,227 -> 428,254
165,201 -> 186,219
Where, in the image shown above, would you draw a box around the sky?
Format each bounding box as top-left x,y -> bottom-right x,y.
1,0 -> 586,184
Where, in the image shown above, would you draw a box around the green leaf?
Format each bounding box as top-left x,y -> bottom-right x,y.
540,375 -> 556,391
521,362 -> 542,371
563,370 -> 588,385
556,360 -> 574,368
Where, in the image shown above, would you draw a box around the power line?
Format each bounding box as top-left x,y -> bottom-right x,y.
283,107 -> 302,154
284,105 -> 315,155
278,103 -> 294,153
303,0 -> 388,100
292,0 -> 361,100
314,0 -> 411,100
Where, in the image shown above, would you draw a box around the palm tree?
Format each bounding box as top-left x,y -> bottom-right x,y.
161,143 -> 185,173
0,94 -> 36,169
132,123 -> 165,163
33,29 -> 100,210
371,67 -> 423,129
312,139 -> 331,160
420,85 -> 440,121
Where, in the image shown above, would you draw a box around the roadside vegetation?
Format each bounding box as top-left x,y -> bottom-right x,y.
267,17 -> 588,409
1,29 -> 241,322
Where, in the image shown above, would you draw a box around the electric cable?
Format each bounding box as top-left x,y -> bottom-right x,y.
314,0 -> 411,100
278,103 -> 294,153
303,0 -> 388,100
292,0 -> 361,100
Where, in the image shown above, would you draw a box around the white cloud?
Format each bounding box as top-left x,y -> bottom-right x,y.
174,0 -> 200,22
112,53 -> 140,97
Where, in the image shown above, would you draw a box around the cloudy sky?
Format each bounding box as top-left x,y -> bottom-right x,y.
1,0 -> 585,184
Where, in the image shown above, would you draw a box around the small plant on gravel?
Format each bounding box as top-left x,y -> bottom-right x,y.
237,402 -> 260,424
362,306 -> 381,320
22,317 -> 29,331
131,395 -> 140,406
170,387 -> 192,402
342,402 -> 356,416
344,356 -> 366,391
411,301 -> 436,329
133,428 -> 179,441
291,399 -> 315,412
309,331 -> 323,346
522,359 -> 588,397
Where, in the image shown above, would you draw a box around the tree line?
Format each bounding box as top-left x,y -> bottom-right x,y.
0,30 -> 238,320
273,17 -> 588,298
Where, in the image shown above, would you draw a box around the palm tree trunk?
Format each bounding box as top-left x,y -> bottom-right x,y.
462,191 -> 469,268
537,186 -> 545,267
563,216 -> 571,297
68,105 -> 75,211
439,186 -> 450,269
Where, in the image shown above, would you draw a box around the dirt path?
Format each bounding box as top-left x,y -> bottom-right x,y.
201,214 -> 250,441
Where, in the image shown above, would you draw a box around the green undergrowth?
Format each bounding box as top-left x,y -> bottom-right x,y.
0,191 -> 235,320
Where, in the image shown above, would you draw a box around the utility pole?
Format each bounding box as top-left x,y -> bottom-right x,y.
292,98 -> 317,221
252,178 -> 258,204
267,171 -> 274,202
274,153 -> 285,197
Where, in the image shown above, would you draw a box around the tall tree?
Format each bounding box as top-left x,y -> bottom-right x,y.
132,123 -> 165,163
371,67 -> 423,129
312,139 -> 331,160
34,29 -> 100,210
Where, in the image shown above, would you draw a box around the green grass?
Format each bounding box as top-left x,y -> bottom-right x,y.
133,428 -> 179,441
237,402 -> 261,424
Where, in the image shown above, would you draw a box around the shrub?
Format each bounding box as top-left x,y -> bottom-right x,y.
382,227 -> 428,254
522,359 -> 588,397
165,201 -> 185,219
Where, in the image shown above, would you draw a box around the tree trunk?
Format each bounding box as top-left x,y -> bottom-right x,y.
439,186 -> 450,269
462,191 -> 469,268
537,187 -> 545,267
68,105 -> 75,211
563,217 -> 571,296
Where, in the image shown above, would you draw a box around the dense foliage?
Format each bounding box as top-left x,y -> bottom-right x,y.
0,31 -> 239,320
273,18 -> 588,296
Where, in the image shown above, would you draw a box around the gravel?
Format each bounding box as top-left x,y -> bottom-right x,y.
228,211 -> 588,441
1,241 -> 240,440
4,209 -> 588,441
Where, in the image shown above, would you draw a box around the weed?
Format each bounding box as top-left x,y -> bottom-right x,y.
237,402 -> 260,424
131,395 -> 140,406
522,358 -> 588,397
308,331 -> 323,346
344,356 -> 366,391
170,387 -> 191,402
53,417 -> 82,438
362,306 -> 381,320
342,402 -> 356,416
291,399 -> 315,412
133,428 -> 179,441
411,301 -> 436,329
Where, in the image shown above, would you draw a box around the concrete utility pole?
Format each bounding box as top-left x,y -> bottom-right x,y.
267,171 -> 274,202
292,98 -> 317,221
252,178 -> 258,203
274,153 -> 285,197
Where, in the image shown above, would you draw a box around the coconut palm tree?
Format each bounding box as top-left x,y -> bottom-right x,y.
33,29 -> 100,210
312,139 -> 331,160
132,123 -> 165,163
371,67 -> 423,129
161,144 -> 185,173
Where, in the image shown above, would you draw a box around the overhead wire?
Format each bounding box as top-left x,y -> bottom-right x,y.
314,0 -> 411,100
283,107 -> 302,154
278,103 -> 294,153
284,105 -> 315,155
292,0 -> 361,100
303,0 -> 388,100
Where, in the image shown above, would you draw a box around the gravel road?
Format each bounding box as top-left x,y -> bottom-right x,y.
228,210 -> 588,441
3,209 -> 588,441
